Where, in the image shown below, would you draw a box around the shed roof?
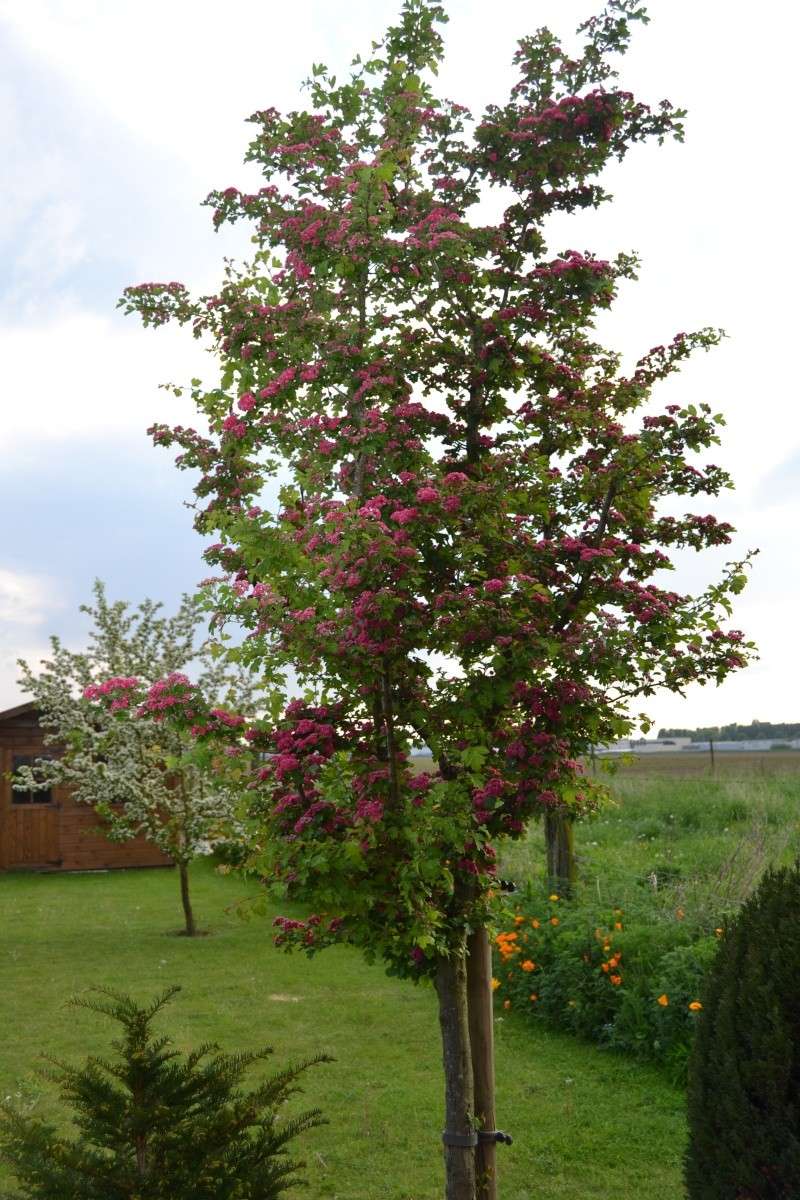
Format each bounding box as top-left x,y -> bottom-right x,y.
0,701 -> 37,724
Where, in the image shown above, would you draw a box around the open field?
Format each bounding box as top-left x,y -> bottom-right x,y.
597,750 -> 800,779
500,765 -> 800,917
0,862 -> 685,1199
414,751 -> 800,906
412,750 -> 800,781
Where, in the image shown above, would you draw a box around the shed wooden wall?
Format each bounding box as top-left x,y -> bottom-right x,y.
0,709 -> 171,873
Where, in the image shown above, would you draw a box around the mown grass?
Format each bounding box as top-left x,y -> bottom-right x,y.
0,861 -> 686,1199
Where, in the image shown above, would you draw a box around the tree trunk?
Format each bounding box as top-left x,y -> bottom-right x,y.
544,810 -> 577,898
178,860 -> 197,936
467,927 -> 497,1200
435,950 -> 477,1200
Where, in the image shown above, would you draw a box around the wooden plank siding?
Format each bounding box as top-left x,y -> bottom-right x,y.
0,704 -> 171,873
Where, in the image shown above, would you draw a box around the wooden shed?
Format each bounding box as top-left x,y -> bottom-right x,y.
0,702 -> 171,873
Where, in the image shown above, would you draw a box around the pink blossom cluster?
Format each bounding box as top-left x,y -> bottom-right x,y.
272,911 -> 345,950
536,250 -> 610,279
138,673 -> 197,720
83,676 -> 141,712
209,708 -> 246,728
405,206 -> 464,251
407,773 -> 434,806
258,366 -> 297,402
222,414 -> 247,438
514,89 -> 628,144
83,676 -> 140,701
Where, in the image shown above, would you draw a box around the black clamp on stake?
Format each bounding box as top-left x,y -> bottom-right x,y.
442,1131 -> 479,1148
478,1130 -> 514,1146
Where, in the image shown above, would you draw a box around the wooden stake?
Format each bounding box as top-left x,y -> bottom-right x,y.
468,926 -> 497,1200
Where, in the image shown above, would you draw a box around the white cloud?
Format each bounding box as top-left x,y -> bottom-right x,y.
0,312 -> 207,453
0,0 -> 350,182
0,568 -> 64,709
12,200 -> 87,306
0,567 -> 57,626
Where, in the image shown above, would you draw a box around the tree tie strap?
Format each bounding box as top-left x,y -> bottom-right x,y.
478,1130 -> 514,1146
442,1130 -> 513,1148
442,1131 -> 479,1148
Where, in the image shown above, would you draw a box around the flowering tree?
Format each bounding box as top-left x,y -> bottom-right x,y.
16,581 -> 257,936
111,1 -> 753,1194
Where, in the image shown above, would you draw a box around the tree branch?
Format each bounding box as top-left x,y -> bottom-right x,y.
555,481 -> 617,633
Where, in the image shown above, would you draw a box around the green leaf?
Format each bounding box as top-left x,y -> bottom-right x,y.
459,745 -> 489,772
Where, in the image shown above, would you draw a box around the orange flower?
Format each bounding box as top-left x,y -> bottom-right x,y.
531,918 -> 540,929
601,962 -> 610,973
491,978 -> 501,991
529,993 -> 538,1003
610,974 -> 622,986
514,914 -> 525,926
689,1000 -> 703,1012
496,930 -> 520,961
614,922 -> 623,931
521,960 -> 535,972
503,999 -> 511,1010
675,907 -> 685,921
657,994 -> 669,1007
550,916 -> 559,926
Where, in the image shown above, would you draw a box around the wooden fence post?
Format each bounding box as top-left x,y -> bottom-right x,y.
544,810 -> 577,898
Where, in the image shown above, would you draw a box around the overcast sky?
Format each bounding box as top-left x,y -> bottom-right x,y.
1,0 -> 797,733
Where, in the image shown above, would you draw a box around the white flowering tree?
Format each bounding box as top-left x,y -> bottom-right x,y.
15,580 -> 258,936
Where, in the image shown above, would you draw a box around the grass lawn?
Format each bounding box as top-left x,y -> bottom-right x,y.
0,860 -> 686,1199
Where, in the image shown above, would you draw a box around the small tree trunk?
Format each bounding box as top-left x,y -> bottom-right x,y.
544,810 -> 577,898
135,1133 -> 148,1177
467,926 -> 497,1200
178,860 -> 197,936
435,949 -> 477,1200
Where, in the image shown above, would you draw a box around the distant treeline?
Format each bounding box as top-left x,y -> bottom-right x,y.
658,722 -> 800,743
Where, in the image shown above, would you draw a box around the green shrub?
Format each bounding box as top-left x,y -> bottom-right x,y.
210,836 -> 251,869
0,987 -> 330,1199
685,863 -> 800,1198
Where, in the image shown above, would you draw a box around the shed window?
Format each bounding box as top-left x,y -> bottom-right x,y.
11,756 -> 53,806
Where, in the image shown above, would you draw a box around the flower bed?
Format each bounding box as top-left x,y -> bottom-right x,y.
492,890 -> 719,1082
